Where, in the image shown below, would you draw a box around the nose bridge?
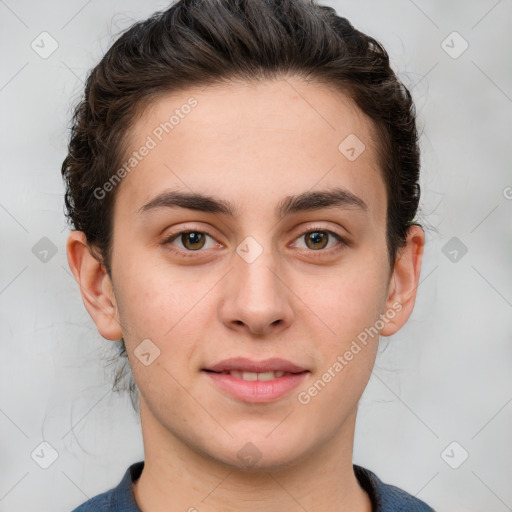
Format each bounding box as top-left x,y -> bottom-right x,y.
220,234 -> 292,334
235,236 -> 282,305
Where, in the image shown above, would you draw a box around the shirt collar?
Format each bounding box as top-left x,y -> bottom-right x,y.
108,460 -> 433,512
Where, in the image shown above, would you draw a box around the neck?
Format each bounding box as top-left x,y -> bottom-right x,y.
132,399 -> 372,512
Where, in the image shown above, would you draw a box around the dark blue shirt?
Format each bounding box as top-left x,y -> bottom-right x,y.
71,461 -> 436,511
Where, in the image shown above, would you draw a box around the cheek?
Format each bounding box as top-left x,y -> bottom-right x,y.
302,261 -> 389,339
112,257 -> 213,372
112,246 -> 191,335
296,271 -> 385,418
116,270 -> 201,402
297,263 -> 389,404
116,277 -> 179,338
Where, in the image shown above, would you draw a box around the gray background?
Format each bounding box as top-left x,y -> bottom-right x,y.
1,1 -> 511,511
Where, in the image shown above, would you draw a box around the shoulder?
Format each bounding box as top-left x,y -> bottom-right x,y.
70,493 -> 110,512
354,465 -> 436,512
69,461 -> 144,512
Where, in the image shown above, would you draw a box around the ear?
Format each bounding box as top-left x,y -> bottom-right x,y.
380,224 -> 425,336
66,231 -> 123,340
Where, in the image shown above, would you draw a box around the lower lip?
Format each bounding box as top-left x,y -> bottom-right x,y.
203,371 -> 309,403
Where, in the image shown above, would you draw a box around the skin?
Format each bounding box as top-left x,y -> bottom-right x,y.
67,76 -> 424,512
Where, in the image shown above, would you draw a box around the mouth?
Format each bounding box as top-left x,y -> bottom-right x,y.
202,357 -> 310,403
203,369 -> 303,381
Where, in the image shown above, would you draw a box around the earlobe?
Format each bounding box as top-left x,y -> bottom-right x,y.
380,225 -> 425,337
66,231 -> 123,341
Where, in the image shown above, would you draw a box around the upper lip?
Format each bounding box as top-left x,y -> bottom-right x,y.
204,357 -> 308,373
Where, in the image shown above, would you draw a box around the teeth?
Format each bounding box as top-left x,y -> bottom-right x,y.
228,370 -> 287,381
257,371 -> 276,381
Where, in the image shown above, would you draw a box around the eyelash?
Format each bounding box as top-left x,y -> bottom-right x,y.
161,225 -> 347,259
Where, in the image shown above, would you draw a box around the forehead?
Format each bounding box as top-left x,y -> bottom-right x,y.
113,77 -> 386,224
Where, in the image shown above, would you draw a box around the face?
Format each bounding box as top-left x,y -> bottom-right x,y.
70,76 -> 423,471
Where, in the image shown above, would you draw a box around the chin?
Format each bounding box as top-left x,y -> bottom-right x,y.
202,433 -> 315,474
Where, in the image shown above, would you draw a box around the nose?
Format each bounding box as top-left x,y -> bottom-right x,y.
218,245 -> 293,337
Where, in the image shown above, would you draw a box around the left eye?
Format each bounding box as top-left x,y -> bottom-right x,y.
294,230 -> 343,251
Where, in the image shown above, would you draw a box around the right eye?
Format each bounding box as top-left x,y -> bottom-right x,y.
163,230 -> 221,257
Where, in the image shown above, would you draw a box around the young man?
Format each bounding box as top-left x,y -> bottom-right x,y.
63,1 -> 433,510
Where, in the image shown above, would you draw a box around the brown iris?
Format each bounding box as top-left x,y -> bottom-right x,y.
304,231 -> 329,250
181,232 -> 206,250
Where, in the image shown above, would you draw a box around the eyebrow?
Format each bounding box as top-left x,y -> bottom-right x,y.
137,187 -> 368,219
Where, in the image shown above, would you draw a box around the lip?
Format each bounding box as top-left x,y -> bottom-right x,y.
205,357 -> 308,374
202,357 -> 309,404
